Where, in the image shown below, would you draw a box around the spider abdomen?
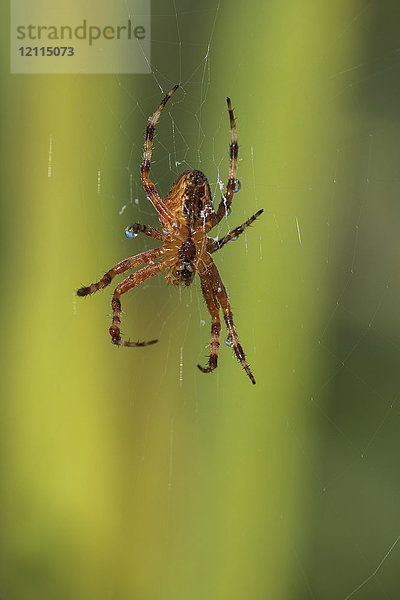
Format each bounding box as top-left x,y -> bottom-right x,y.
165,169 -> 214,229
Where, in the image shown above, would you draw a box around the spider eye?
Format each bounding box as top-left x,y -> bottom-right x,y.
234,179 -> 241,193
125,226 -> 138,239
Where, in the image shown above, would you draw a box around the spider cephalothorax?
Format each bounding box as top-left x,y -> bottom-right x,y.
77,85 -> 263,384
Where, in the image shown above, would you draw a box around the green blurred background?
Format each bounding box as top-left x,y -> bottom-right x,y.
1,0 -> 399,598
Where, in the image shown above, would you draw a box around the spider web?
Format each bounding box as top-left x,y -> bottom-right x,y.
81,1 -> 400,598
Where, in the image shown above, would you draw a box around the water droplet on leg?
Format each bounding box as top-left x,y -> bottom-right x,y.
125,226 -> 138,239
225,335 -> 233,348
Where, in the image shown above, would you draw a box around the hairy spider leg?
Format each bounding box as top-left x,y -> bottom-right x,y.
77,247 -> 164,297
205,257 -> 256,384
125,223 -> 166,242
213,97 -> 239,226
197,275 -> 221,374
207,209 -> 264,253
110,260 -> 168,347
141,85 -> 181,233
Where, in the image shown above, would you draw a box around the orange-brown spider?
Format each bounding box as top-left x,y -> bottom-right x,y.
77,85 -> 263,384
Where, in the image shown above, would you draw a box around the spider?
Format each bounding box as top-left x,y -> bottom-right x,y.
77,85 -> 263,384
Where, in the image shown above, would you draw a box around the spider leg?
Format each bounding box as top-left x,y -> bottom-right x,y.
207,209 -> 264,253
203,257 -> 256,384
77,247 -> 163,297
110,260 -> 167,347
197,276 -> 221,374
212,97 -> 239,226
141,85 -> 179,230
125,223 -> 166,242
